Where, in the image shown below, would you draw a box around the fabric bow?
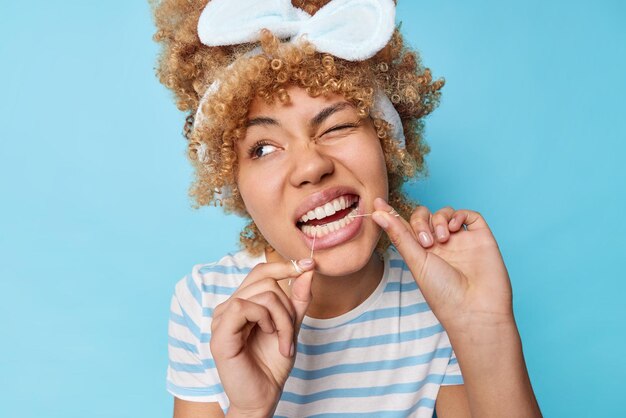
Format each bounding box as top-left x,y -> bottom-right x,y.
198,0 -> 396,61
194,0 -> 405,149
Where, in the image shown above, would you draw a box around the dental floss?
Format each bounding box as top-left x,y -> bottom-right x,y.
350,208 -> 400,218
290,230 -> 317,288
310,230 -> 316,259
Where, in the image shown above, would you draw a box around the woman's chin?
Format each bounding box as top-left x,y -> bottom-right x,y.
308,237 -> 381,278
266,220 -> 382,277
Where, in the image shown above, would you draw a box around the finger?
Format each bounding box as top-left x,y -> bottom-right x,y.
210,298 -> 277,360
374,199 -> 418,241
431,206 -> 455,243
448,209 -> 490,232
409,205 -> 435,248
233,278 -> 297,325
372,198 -> 427,277
212,298 -> 275,357
248,292 -> 295,358
373,198 -> 417,238
448,212 -> 465,232
290,270 -> 314,339
238,258 -> 315,290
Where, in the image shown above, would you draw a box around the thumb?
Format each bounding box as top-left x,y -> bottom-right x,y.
290,270 -> 313,335
371,199 -> 428,282
371,199 -> 465,311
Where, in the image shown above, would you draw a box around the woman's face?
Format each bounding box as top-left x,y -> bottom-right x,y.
236,86 -> 389,275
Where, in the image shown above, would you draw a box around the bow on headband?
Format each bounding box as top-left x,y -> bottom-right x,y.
198,0 -> 396,61
195,0 -> 406,149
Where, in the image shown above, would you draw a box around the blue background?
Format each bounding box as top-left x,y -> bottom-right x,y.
1,1 -> 624,416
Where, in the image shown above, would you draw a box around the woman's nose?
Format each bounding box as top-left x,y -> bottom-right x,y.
289,143 -> 334,187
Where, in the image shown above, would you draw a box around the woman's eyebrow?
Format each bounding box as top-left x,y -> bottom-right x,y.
310,102 -> 352,128
245,102 -> 352,129
246,116 -> 280,128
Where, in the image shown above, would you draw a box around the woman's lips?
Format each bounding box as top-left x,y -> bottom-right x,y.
294,188 -> 359,223
297,201 -> 365,251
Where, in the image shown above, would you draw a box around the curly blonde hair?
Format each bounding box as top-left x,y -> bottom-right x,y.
151,0 -> 444,255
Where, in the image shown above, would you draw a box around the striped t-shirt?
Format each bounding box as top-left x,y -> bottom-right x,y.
167,247 -> 463,417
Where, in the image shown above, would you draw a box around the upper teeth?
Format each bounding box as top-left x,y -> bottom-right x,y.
299,195 -> 357,223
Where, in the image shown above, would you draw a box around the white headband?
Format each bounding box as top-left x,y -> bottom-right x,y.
194,0 -> 405,152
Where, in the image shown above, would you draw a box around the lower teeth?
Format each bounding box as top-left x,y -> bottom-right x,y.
301,208 -> 358,237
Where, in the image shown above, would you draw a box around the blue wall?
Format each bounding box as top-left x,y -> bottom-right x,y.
1,1 -> 624,416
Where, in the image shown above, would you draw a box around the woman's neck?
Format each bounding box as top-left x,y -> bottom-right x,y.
267,248 -> 385,320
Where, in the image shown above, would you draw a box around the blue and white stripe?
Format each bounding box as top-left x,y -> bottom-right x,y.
166,248 -> 463,416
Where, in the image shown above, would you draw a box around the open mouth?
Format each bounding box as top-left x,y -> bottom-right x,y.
296,194 -> 359,238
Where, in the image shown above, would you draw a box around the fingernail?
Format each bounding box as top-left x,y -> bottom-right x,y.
372,212 -> 389,228
374,197 -> 389,207
435,225 -> 446,240
298,258 -> 314,269
290,342 -> 295,357
419,231 -> 433,246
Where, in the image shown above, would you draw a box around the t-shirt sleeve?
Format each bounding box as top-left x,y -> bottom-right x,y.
166,274 -> 229,410
441,348 -> 464,386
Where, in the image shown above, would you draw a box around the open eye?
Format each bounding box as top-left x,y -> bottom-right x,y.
248,141 -> 278,159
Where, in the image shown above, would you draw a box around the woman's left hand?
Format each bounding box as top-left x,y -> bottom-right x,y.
371,198 -> 514,335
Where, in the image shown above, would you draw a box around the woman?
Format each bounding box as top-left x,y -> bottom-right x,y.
152,0 -> 542,416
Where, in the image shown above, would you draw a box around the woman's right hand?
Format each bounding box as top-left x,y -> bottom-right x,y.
210,258 -> 315,417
